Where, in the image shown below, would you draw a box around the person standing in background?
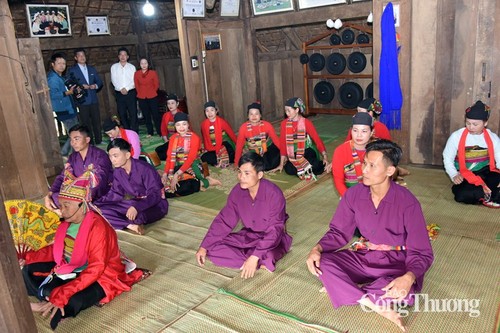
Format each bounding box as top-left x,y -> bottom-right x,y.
47,52 -> 79,156
110,47 -> 138,132
68,48 -> 104,144
134,58 -> 161,137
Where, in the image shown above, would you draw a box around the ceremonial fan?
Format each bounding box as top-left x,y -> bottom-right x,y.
4,200 -> 60,259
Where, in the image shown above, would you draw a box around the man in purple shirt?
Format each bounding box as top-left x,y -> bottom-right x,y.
196,151 -> 292,279
44,124 -> 113,215
307,140 -> 433,332
95,138 -> 168,235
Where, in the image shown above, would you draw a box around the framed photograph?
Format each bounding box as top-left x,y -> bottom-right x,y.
182,0 -> 205,18
220,0 -> 240,17
26,4 -> 71,37
251,0 -> 294,16
203,33 -> 222,52
85,16 -> 110,35
299,0 -> 345,10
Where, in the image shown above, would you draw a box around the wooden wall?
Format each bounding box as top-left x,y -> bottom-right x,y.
373,0 -> 500,166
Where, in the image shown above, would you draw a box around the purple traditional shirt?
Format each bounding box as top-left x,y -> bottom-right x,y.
50,145 -> 113,201
319,181 -> 434,290
200,178 -> 292,259
97,158 -> 164,213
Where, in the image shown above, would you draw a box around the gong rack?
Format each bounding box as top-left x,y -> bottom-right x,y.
302,23 -> 373,116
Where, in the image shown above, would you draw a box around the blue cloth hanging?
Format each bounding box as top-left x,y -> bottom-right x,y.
379,3 -> 403,130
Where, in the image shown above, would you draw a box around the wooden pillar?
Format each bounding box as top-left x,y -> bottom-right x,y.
0,4 -> 40,333
174,0 -> 205,134
0,1 -> 49,200
18,38 -> 64,178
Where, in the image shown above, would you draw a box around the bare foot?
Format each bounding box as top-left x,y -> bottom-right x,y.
378,308 -> 406,332
126,224 -> 144,235
359,298 -> 406,332
31,301 -> 48,312
259,264 -> 272,272
319,286 -> 327,293
207,176 -> 222,187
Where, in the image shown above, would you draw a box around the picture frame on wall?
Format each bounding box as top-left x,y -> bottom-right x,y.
182,0 -> 205,18
203,33 -> 222,52
298,0 -> 346,10
220,0 -> 240,17
85,16 -> 110,36
26,4 -> 71,37
251,0 -> 294,16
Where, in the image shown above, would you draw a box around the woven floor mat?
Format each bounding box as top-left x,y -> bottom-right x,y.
161,292 -> 340,333
34,201 -> 237,333
216,234 -> 499,333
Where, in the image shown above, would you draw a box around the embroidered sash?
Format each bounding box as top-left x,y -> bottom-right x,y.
52,211 -> 96,275
245,121 -> 268,155
350,236 -> 406,252
286,117 -> 314,180
458,129 -> 499,187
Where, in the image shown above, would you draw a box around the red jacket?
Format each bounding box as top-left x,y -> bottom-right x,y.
164,132 -> 201,173
200,116 -> 237,152
25,211 -> 143,308
160,111 -> 186,138
235,121 -> 280,165
278,117 -> 326,156
134,69 -> 159,99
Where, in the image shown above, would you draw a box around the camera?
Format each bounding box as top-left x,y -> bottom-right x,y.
64,73 -> 87,104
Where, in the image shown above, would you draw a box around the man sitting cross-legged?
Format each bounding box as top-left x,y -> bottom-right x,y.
44,124 -> 113,215
306,140 -> 434,332
95,138 -> 168,234
196,151 -> 293,279
21,167 -> 149,330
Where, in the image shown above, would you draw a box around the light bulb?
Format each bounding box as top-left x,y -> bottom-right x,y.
143,0 -> 155,16
326,19 -> 335,28
367,12 -> 373,23
333,19 -> 343,29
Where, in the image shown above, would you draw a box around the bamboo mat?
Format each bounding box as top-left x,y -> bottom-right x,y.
34,115 -> 499,332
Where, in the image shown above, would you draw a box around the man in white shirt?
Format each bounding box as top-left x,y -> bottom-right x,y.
110,47 -> 138,132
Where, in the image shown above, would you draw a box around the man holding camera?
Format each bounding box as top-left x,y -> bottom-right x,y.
48,53 -> 79,156
68,49 -> 104,144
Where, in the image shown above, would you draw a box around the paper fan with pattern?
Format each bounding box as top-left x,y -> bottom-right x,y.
4,200 -> 60,259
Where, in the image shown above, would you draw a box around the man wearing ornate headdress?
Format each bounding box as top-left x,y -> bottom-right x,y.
21,166 -> 149,330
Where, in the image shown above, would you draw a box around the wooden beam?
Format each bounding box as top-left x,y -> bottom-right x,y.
142,30 -> 179,43
250,2 -> 372,30
39,34 -> 139,50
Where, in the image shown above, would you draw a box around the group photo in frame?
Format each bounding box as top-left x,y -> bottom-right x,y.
251,0 -> 294,16
26,4 -> 71,37
203,33 -> 222,52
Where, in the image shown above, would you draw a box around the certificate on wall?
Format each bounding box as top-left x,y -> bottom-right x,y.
85,16 -> 110,35
220,0 -> 240,17
182,0 -> 205,18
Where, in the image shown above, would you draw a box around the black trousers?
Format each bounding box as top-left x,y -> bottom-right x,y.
22,262 -> 105,329
284,147 -> 324,176
155,141 -> 170,161
262,144 -> 281,171
138,97 -> 161,136
200,141 -> 235,165
115,89 -> 138,132
452,166 -> 500,204
78,103 -> 102,144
